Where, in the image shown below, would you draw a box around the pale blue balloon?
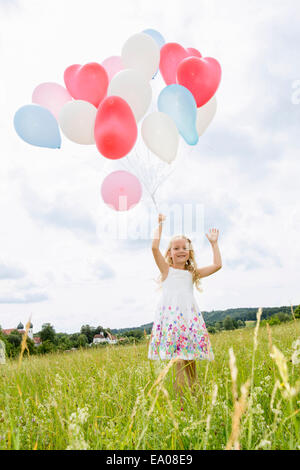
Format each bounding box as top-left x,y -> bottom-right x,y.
14,104 -> 61,149
158,85 -> 198,145
142,29 -> 165,79
142,29 -> 165,48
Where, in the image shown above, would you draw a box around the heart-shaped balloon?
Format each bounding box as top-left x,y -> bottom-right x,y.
186,47 -> 202,58
159,42 -> 202,85
177,57 -> 222,107
64,62 -> 109,107
94,96 -> 137,159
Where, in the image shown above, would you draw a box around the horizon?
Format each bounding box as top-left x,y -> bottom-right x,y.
1,302 -> 297,334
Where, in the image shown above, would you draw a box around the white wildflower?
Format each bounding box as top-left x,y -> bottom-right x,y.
66,406 -> 89,450
291,338 -> 300,365
256,439 -> 271,450
54,373 -> 63,386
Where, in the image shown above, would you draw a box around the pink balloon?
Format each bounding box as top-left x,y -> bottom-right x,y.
101,170 -> 142,211
64,64 -> 80,97
32,82 -> 72,119
101,56 -> 124,81
64,62 -> 109,107
186,48 -> 202,58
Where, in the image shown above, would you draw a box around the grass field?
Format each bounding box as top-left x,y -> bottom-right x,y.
0,315 -> 299,450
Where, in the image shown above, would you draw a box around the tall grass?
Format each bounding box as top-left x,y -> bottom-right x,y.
0,314 -> 299,450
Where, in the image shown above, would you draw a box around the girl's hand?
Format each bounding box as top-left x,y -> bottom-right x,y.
158,213 -> 166,224
205,228 -> 219,244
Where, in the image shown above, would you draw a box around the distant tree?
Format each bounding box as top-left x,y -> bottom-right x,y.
4,330 -> 36,358
267,316 -> 281,326
40,323 -> 56,343
294,305 -> 300,319
237,320 -> 246,329
223,316 -> 235,330
6,330 -> 22,347
69,333 -> 79,342
207,326 -> 216,334
123,330 -> 143,339
78,334 -> 88,347
56,334 -> 72,351
215,322 -> 223,331
80,325 -> 95,343
94,325 -> 105,335
277,312 -> 291,323
37,340 -> 56,354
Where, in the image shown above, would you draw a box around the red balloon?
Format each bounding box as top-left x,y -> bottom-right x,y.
186,47 -> 202,58
159,43 -> 202,85
64,62 -> 109,107
94,96 -> 137,159
176,57 -> 222,107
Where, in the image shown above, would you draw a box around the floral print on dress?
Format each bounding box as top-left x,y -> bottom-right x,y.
148,267 -> 214,361
148,305 -> 214,361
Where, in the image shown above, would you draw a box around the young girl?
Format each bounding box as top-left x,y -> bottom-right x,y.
148,213 -> 222,404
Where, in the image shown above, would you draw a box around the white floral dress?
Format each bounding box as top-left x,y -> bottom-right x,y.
148,266 -> 214,361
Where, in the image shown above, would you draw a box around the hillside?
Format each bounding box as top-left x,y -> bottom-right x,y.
110,304 -> 298,334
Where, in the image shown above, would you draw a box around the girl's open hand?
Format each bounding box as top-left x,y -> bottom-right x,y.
158,213 -> 166,224
205,228 -> 219,244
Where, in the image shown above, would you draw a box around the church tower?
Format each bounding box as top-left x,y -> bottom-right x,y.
28,322 -> 33,340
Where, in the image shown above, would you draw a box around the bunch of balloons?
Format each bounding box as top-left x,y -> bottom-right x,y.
13,29 -> 221,211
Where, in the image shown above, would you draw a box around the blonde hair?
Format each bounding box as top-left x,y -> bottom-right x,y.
155,235 -> 203,293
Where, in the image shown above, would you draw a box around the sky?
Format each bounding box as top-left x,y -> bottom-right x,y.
0,0 -> 299,334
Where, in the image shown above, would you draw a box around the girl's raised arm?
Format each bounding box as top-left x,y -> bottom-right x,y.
196,228 -> 222,278
152,213 -> 169,275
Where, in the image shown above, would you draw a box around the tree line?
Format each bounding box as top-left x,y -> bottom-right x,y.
1,306 -> 299,358
206,306 -> 300,334
0,323 -> 146,359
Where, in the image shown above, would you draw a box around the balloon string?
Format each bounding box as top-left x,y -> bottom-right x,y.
150,193 -> 159,213
120,145 -> 177,214
122,152 -> 157,210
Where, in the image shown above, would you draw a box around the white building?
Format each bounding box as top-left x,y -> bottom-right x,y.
93,332 -> 117,345
2,322 -> 34,340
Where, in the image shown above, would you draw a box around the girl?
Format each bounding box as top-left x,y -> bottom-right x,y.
148,213 -> 222,405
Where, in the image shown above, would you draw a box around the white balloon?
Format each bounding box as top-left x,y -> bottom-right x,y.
58,100 -> 97,145
142,112 -> 179,163
121,33 -> 160,82
196,95 -> 217,136
108,69 -> 152,122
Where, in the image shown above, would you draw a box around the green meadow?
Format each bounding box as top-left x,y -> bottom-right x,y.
0,317 -> 299,450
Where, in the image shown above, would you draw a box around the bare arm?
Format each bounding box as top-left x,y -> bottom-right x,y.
197,228 -> 222,278
152,214 -> 169,275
